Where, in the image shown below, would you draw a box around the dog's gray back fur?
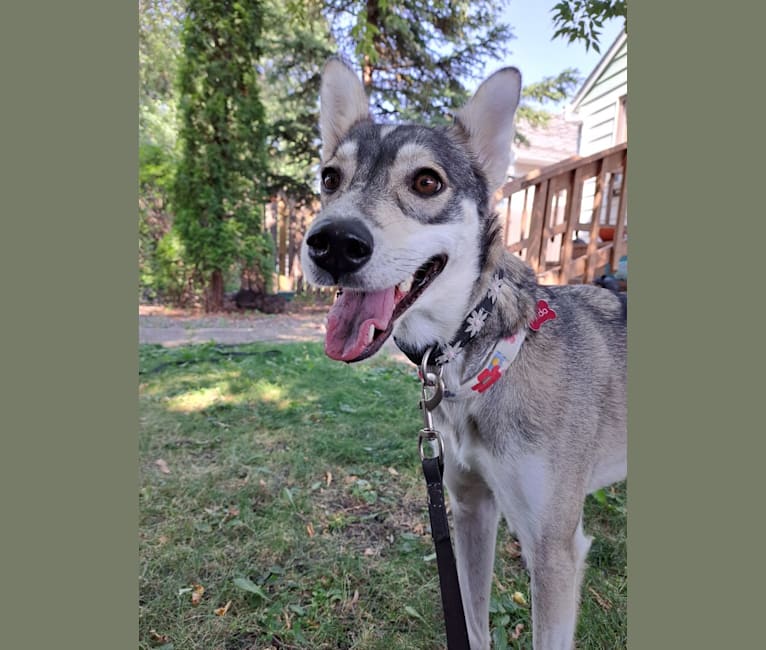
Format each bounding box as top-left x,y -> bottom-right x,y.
431,246 -> 626,650
301,58 -> 627,650
459,252 -> 626,465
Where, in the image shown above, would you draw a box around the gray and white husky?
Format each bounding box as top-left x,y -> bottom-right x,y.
300,58 -> 627,650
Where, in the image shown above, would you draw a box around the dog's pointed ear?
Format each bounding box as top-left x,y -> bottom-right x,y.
455,67 -> 522,193
319,58 -> 370,160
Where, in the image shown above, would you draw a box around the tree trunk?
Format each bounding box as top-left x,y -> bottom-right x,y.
206,268 -> 225,312
361,0 -> 379,91
266,199 -> 278,257
362,54 -> 373,90
278,190 -> 289,279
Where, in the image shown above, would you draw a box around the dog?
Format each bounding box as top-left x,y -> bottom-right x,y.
300,58 -> 627,650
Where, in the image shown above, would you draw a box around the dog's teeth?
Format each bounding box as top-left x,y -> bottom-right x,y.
367,324 -> 376,344
398,278 -> 413,293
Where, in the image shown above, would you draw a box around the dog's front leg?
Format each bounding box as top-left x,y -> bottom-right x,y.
444,459 -> 500,650
526,519 -> 591,650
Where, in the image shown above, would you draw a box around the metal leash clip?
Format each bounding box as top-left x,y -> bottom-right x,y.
418,347 -> 445,461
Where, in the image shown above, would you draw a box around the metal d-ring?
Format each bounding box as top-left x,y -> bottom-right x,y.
418,347 -> 445,461
418,427 -> 445,461
419,347 -> 444,412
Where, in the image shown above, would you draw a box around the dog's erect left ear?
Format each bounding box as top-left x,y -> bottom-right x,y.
455,67 -> 522,193
319,58 -> 370,161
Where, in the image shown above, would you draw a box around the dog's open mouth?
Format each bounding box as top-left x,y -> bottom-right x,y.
324,255 -> 447,363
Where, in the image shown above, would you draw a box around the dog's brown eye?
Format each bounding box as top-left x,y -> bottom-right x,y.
412,169 -> 443,196
321,167 -> 341,192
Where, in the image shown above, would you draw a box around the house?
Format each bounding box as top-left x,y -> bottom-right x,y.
497,31 -> 628,284
567,30 -> 627,234
509,114 -> 579,179
502,114 -> 580,256
507,28 -> 627,182
567,30 -> 628,155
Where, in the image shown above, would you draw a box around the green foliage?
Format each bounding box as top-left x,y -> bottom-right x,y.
140,1 -> 186,302
260,0 -> 334,201
516,68 -> 580,145
140,142 -> 188,302
323,0 -> 514,123
154,229 -> 196,304
173,0 -> 272,307
522,68 -> 581,106
551,0 -> 627,53
489,589 -> 528,649
240,228 -> 276,293
139,0 -> 185,152
139,141 -> 176,193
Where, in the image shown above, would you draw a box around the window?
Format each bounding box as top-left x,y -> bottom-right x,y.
616,95 -> 627,143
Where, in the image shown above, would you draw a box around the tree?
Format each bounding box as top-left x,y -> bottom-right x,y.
320,2 -> 584,139
139,0 -> 187,302
258,1 -> 335,288
173,0 -> 273,311
261,1 -> 334,200
515,68 -> 580,145
551,0 -> 627,52
139,0 -> 185,152
323,0 -> 514,123
139,1 -> 616,304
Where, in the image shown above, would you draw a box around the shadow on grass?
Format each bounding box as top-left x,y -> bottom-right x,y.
139,341 -> 626,650
140,341 -> 420,468
140,342 -> 455,649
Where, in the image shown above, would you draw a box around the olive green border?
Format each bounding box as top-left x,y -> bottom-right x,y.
1,3 -> 137,647
629,2 -> 765,647
4,1 -> 763,647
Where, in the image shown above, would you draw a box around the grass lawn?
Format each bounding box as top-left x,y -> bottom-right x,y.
139,342 -> 626,649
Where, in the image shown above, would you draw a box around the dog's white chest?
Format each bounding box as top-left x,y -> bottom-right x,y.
434,397 -> 488,472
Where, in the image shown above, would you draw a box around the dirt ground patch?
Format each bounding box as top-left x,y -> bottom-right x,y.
139,303 -> 407,361
139,303 -> 329,347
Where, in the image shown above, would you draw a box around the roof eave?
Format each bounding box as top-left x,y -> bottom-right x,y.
567,30 -> 627,115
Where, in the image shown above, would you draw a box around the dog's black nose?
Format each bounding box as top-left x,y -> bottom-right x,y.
306,219 -> 373,282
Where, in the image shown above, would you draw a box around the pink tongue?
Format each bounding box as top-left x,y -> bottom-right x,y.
325,288 -> 396,361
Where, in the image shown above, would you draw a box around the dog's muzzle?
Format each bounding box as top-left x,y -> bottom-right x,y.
305,218 -> 373,284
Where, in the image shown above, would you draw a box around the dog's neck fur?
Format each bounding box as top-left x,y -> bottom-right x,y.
396,218 -> 539,367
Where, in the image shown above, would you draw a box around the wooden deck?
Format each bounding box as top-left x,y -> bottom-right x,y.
497,142 -> 627,285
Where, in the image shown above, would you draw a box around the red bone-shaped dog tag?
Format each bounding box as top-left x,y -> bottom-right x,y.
529,300 -> 556,331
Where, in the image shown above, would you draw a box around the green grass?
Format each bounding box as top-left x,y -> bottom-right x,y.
139,342 -> 626,649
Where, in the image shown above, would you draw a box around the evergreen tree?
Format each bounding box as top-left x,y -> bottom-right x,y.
261,0 -> 334,201
258,1 -> 335,285
174,0 -> 272,311
320,1 -> 581,139
323,0 -> 514,123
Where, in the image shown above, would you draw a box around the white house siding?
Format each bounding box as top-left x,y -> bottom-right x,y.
569,34 -> 627,233
575,39 -> 627,156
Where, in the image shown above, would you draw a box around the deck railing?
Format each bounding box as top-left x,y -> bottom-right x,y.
496,142 -> 627,285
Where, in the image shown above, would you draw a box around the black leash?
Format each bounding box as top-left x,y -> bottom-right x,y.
422,456 -> 471,649
418,356 -> 471,650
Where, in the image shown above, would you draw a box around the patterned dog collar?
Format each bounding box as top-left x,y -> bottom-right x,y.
443,329 -> 527,400
434,270 -> 507,366
434,278 -> 558,399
